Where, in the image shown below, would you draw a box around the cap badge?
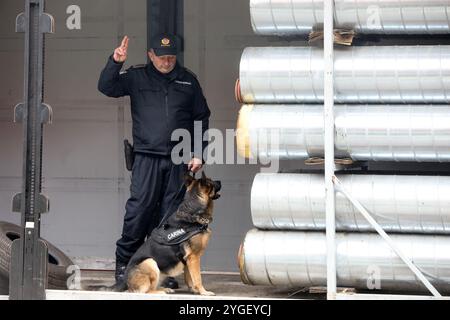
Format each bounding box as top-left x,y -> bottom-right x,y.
161,38 -> 171,46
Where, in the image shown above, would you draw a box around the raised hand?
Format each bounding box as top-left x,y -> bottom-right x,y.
113,36 -> 129,63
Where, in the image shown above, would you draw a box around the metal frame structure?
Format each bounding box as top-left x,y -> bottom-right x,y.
10,0 -> 54,300
322,1 -> 443,300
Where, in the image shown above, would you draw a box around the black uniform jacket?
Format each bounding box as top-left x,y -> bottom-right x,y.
98,56 -> 210,158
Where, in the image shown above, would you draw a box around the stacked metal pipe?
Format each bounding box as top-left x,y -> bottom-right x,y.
238,0 -> 450,294
251,173 -> 450,233
250,0 -> 450,36
240,229 -> 450,292
239,46 -> 450,104
237,104 -> 450,162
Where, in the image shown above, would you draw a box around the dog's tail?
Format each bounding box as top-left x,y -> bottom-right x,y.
86,281 -> 128,292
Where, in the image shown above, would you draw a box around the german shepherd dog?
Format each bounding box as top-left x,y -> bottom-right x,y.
113,171 -> 221,296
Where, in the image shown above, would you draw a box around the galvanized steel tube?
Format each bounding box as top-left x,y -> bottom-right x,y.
251,173 -> 450,233
239,46 -> 450,104
236,104 -> 450,162
250,0 -> 450,35
240,229 -> 450,293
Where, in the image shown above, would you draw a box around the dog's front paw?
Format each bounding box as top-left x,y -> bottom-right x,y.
200,290 -> 215,296
163,288 -> 175,294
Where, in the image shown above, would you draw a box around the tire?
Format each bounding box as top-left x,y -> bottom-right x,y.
0,221 -> 74,291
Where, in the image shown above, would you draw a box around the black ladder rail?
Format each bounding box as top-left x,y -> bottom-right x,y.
10,0 -> 54,300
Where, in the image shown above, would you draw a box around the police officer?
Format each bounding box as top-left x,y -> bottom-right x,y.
98,34 -> 210,288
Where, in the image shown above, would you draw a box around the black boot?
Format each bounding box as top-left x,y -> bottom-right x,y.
162,277 -> 179,289
115,260 -> 128,284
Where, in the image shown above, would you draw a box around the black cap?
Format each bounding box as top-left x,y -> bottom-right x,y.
150,33 -> 178,56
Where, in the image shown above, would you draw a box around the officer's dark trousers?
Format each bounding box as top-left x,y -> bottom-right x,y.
116,153 -> 187,264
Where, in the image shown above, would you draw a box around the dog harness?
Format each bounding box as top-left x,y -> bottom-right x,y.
150,219 -> 209,246
149,219 -> 209,265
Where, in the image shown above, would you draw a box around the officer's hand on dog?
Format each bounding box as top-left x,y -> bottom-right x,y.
113,36 -> 129,63
188,158 -> 203,173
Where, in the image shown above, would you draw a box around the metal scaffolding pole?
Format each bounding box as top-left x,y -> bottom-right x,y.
324,0 -> 337,300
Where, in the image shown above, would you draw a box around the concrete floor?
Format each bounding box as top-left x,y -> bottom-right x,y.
80,270 -> 322,299
1,271 -> 447,299
2,270 -> 445,300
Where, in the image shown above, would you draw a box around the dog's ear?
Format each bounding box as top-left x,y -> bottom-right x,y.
184,172 -> 195,187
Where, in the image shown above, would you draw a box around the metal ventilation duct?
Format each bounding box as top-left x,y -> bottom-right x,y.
236,104 -> 450,162
251,173 -> 450,233
239,229 -> 450,293
239,46 -> 450,104
250,0 -> 450,35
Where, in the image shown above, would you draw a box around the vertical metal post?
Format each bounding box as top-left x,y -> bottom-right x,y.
147,0 -> 184,65
10,0 -> 54,300
324,0 -> 337,300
